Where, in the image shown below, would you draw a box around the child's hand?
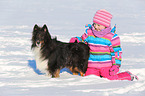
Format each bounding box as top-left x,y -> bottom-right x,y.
109,65 -> 119,76
69,37 -> 80,43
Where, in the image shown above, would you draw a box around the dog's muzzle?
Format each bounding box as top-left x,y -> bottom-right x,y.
36,40 -> 41,47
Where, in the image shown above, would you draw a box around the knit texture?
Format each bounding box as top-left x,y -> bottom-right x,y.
76,26 -> 122,68
93,9 -> 112,27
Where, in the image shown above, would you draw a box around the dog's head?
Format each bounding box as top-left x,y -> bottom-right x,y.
31,24 -> 51,48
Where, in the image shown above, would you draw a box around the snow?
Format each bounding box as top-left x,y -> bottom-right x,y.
0,0 -> 145,96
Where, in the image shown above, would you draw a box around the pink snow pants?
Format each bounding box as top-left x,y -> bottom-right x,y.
85,67 -> 132,81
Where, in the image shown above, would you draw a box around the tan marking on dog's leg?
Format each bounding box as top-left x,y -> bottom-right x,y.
69,67 -> 73,72
54,69 -> 60,78
73,72 -> 78,75
74,67 -> 84,76
80,72 -> 84,77
69,67 -> 78,75
73,67 -> 79,72
69,67 -> 84,76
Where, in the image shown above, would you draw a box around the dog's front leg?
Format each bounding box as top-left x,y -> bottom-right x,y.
79,71 -> 84,77
52,69 -> 60,78
69,67 -> 78,75
74,67 -> 84,77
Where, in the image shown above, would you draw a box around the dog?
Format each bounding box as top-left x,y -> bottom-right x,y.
31,24 -> 90,78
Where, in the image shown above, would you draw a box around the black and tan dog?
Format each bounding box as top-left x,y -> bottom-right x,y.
31,24 -> 89,78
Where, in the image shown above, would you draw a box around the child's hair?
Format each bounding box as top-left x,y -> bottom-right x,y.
93,23 -> 107,29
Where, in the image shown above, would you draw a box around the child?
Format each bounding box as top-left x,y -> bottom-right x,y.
70,9 -> 138,81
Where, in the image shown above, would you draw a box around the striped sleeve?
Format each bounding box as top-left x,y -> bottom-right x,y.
74,28 -> 89,43
77,29 -> 89,43
110,34 -> 122,67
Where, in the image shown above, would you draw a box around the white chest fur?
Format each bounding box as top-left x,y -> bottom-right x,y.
32,47 -> 48,74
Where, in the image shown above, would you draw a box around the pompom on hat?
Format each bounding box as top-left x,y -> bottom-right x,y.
93,9 -> 112,27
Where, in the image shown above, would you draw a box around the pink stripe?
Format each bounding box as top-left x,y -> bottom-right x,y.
97,10 -> 112,19
112,42 -> 120,47
112,56 -> 115,64
93,18 -> 110,25
90,47 -> 110,52
119,52 -> 122,59
90,48 -> 110,53
89,44 -> 110,52
88,61 -> 112,68
82,33 -> 88,40
94,16 -> 110,23
109,46 -> 114,52
111,39 -> 119,44
93,19 -> 110,27
111,38 -> 120,46
87,29 -> 94,35
94,14 -> 111,21
90,49 -> 110,53
89,43 -> 108,48
103,33 -> 114,40
88,60 -> 112,64
115,52 -> 118,59
112,36 -> 119,41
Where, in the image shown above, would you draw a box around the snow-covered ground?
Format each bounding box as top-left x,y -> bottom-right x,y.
0,0 -> 145,96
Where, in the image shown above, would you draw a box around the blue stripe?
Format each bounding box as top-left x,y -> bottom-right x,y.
117,52 -> 120,56
85,29 -> 89,34
111,25 -> 116,33
111,53 -> 115,56
113,47 -> 122,52
115,59 -> 121,65
86,37 -> 111,45
76,37 -> 82,42
89,54 -> 112,61
112,34 -> 118,38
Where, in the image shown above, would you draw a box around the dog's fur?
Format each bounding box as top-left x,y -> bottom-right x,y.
31,24 -> 90,78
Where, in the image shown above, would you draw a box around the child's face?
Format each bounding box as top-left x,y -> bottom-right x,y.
94,23 -> 106,31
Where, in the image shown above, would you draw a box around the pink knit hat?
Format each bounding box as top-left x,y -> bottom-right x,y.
93,9 -> 112,27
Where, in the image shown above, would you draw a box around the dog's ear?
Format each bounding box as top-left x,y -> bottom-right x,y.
43,24 -> 52,40
43,24 -> 48,32
34,24 -> 39,31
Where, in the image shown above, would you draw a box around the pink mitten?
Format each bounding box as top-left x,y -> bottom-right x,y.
109,65 -> 119,76
69,37 -> 80,43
